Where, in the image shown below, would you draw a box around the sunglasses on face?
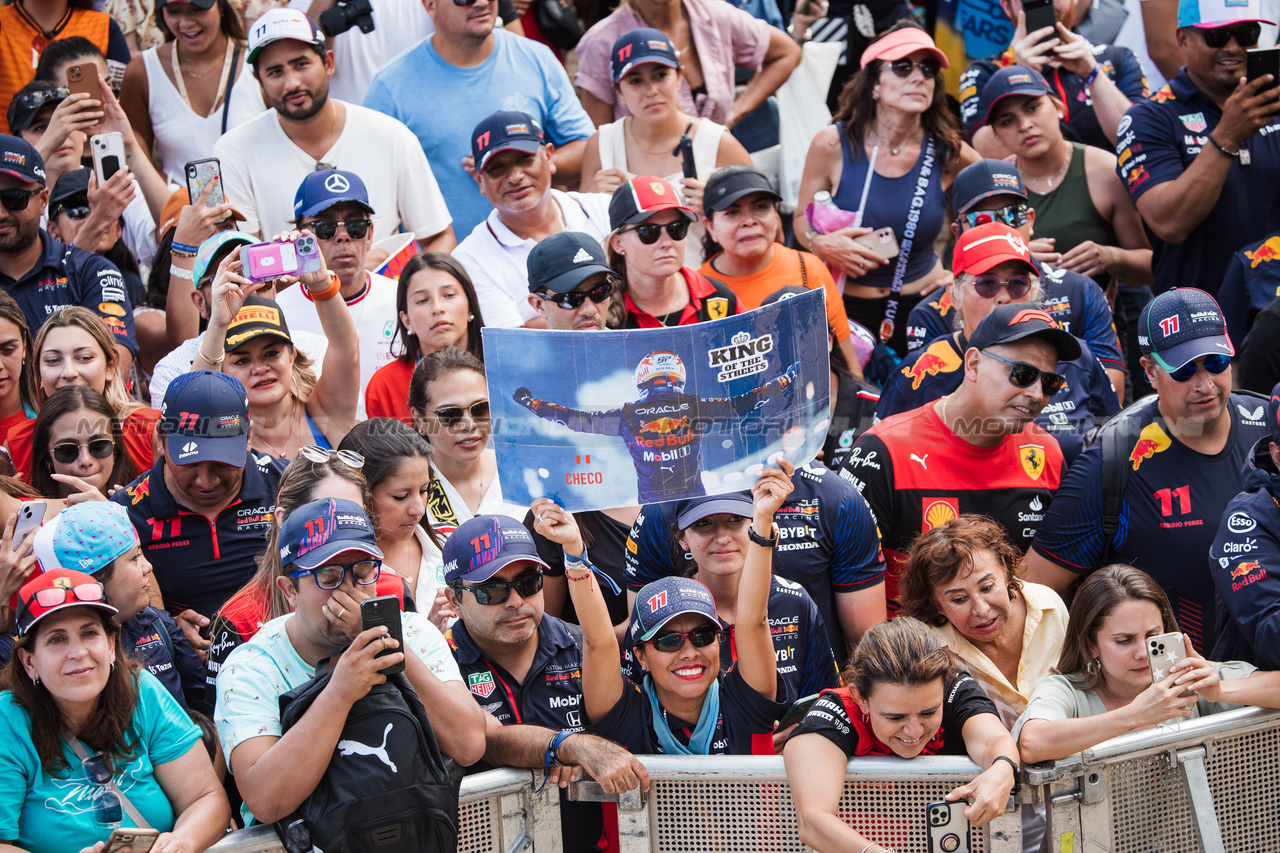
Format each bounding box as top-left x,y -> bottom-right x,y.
298,444 -> 365,468
309,219 -> 372,241
290,559 -> 382,589
972,273 -> 1033,299
538,280 -> 614,310
982,349 -> 1066,395
453,570 -> 544,605
0,188 -> 40,212
1166,353 -> 1231,382
621,220 -> 690,244
16,581 -> 108,635
887,58 -> 942,79
648,625 -> 724,652
960,202 -> 1030,231
434,400 -> 490,428
1198,22 -> 1261,48
53,205 -> 90,221
52,437 -> 115,465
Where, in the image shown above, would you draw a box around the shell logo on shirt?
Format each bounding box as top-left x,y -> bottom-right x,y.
922,498 -> 959,532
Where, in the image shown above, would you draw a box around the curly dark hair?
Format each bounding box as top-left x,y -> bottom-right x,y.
899,515 -> 1024,627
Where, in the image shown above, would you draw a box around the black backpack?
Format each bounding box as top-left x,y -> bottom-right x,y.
273,659 -> 464,853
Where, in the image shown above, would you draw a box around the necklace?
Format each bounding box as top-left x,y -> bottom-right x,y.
937,395 -> 950,430
171,38 -> 234,115
1020,143 -> 1071,189
870,123 -> 918,156
627,119 -> 690,156
255,398 -> 303,460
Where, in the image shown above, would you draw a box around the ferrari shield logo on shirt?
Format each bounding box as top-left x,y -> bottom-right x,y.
706,297 -> 729,320
468,671 -> 496,698
1020,444 -> 1047,479
1179,112 -> 1208,133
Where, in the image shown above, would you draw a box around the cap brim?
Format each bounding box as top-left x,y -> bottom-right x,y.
676,497 -> 754,529
615,55 -> 681,81
1002,326 -> 1083,362
477,140 -> 543,174
705,185 -> 781,213
20,600 -> 117,637
956,186 -> 1027,214
962,253 -> 1038,276
0,169 -> 38,184
165,432 -> 248,468
984,89 -> 1051,124
455,553 -> 550,584
534,265 -> 619,294
637,605 -> 719,641
290,540 -> 385,571
618,203 -> 699,227
865,41 -> 950,68
226,327 -> 291,349
298,197 -> 375,218
1152,335 -> 1235,372
1194,17 -> 1274,26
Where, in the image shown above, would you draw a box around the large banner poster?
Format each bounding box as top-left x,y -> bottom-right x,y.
484,289 -> 831,511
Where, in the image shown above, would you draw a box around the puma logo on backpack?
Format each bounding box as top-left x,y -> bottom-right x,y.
338,723 -> 398,772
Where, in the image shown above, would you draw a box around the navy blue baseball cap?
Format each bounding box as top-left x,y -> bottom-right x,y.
442,514 -> 549,584
952,159 -> 1028,214
0,135 -> 46,185
981,66 -> 1053,125
471,111 -> 545,174
1268,381 -> 1280,444
160,371 -> 251,466
611,28 -> 680,82
279,498 -> 383,570
527,231 -> 617,293
674,492 -> 753,530
294,169 -> 375,219
630,576 -> 719,643
49,168 -> 90,210
1138,288 -> 1234,371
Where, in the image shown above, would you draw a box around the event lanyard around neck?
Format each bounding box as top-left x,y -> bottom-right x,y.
173,37 -> 234,117
879,134 -> 936,343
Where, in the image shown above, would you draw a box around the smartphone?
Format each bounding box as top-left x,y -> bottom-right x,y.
12,501 -> 44,551
1021,0 -> 1058,42
240,234 -> 323,284
777,693 -> 820,730
1147,631 -> 1188,683
185,158 -> 225,208
927,800 -> 970,853
103,829 -> 159,853
677,134 -> 696,179
855,226 -> 900,259
66,63 -> 103,103
90,132 -> 125,185
361,595 -> 404,675
1247,47 -> 1280,90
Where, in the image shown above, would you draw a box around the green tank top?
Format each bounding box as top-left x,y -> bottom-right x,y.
1026,143 -> 1119,261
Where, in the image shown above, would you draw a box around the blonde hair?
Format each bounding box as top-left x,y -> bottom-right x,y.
32,307 -> 139,416
950,273 -> 1046,333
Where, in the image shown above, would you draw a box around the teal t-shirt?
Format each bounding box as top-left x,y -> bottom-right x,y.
0,670 -> 201,853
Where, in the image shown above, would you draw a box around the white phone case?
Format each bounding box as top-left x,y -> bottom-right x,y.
90,132 -> 126,185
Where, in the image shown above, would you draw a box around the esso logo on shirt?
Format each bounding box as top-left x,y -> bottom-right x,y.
1227,511 -> 1257,534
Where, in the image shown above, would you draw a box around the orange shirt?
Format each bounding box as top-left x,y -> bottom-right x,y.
0,4 -> 112,134
6,406 -> 158,483
700,245 -> 851,340
365,358 -> 415,425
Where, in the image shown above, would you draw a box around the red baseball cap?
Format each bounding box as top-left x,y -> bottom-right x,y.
609,176 -> 698,229
15,568 -> 116,637
952,222 -> 1036,276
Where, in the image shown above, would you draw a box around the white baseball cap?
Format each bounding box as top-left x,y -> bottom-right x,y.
248,9 -> 325,64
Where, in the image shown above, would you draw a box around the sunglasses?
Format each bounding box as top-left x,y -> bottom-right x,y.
53,205 -> 90,221
289,559 -> 382,589
309,219 -> 372,241
82,752 -> 123,827
0,188 -> 40,212
453,570 -> 543,606
887,58 -> 942,79
434,400 -> 490,428
52,437 -> 115,465
972,273 -> 1033,299
13,86 -> 68,113
982,349 -> 1066,395
17,581 -> 108,635
298,445 -> 365,468
960,202 -> 1030,231
648,625 -> 725,652
538,280 -> 614,310
1166,353 -> 1231,382
1198,22 -> 1261,48
621,220 -> 690,244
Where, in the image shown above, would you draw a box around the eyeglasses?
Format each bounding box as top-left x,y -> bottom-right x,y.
621,220 -> 690,244
433,400 -> 490,428
82,752 -> 122,827
1166,353 -> 1232,382
960,202 -> 1030,231
309,219 -> 372,241
1198,22 -> 1261,48
0,188 -> 40,212
972,273 -> 1033,299
53,205 -> 90,221
12,86 -> 68,114
648,625 -> 724,652
887,58 -> 942,79
450,0 -> 488,6
52,437 -> 115,464
981,349 -> 1066,395
16,581 -> 108,635
538,280 -> 614,310
289,559 -> 382,589
452,570 -> 543,606
298,445 -> 365,468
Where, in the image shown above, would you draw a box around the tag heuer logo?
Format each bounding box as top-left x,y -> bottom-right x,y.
572,248 -> 592,263
468,672 -> 496,698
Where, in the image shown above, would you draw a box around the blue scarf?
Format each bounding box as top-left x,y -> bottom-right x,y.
644,675 -> 721,755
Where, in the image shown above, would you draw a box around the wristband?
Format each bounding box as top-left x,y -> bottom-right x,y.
305,271 -> 342,302
547,729 -> 575,767
1082,65 -> 1101,86
169,264 -> 194,281
1207,134 -> 1239,159
991,754 -> 1022,796
171,241 -> 199,254
564,547 -> 588,565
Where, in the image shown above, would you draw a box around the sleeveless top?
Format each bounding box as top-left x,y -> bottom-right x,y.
141,46 -> 267,185
1025,143 -> 1119,262
831,123 -> 947,289
598,116 -> 725,267
304,408 -> 330,450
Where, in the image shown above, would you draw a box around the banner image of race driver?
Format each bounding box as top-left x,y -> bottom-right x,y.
484,289 -> 830,510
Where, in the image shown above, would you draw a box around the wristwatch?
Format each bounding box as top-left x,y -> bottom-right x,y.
748,523 -> 778,548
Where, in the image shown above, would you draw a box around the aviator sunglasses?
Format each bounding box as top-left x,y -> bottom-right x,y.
52,437 -> 115,465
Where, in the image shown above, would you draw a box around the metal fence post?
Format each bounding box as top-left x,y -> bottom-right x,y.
1177,746 -> 1225,853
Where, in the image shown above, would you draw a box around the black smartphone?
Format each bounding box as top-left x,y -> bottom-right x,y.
777,692 -> 820,730
1247,47 -> 1280,90
1021,0 -> 1057,43
677,134 -> 696,179
361,595 -> 404,674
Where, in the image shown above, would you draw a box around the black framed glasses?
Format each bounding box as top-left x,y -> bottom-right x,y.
1166,353 -> 1231,382
453,570 -> 543,606
538,280 -> 614,310
648,625 -> 725,652
972,273 -> 1033,299
290,559 -> 382,589
1198,22 -> 1260,48
82,752 -> 122,827
887,58 -> 942,79
434,400 -> 490,428
0,188 -> 40,212
981,350 -> 1066,395
53,205 -> 90,221
621,220 -> 690,244
309,219 -> 372,241
298,445 -> 365,468
52,437 -> 115,464
960,202 -> 1030,231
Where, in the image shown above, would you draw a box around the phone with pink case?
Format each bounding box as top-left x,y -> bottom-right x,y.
240,234 -> 323,283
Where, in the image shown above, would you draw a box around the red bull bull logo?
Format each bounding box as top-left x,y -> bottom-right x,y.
1231,560 -> 1266,591
641,416 -> 689,434
1231,561 -> 1261,580
1246,236 -> 1280,268
901,342 -> 963,391
1128,422 -> 1172,471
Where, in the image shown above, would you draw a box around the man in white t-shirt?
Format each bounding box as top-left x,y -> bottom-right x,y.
276,168 -> 396,418
214,9 -> 455,250
451,109 -> 610,329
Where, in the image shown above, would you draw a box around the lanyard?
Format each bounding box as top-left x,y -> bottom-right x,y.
172,38 -> 235,119
880,134 -> 936,343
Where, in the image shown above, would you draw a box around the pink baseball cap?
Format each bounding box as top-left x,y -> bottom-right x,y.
861,27 -> 949,70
